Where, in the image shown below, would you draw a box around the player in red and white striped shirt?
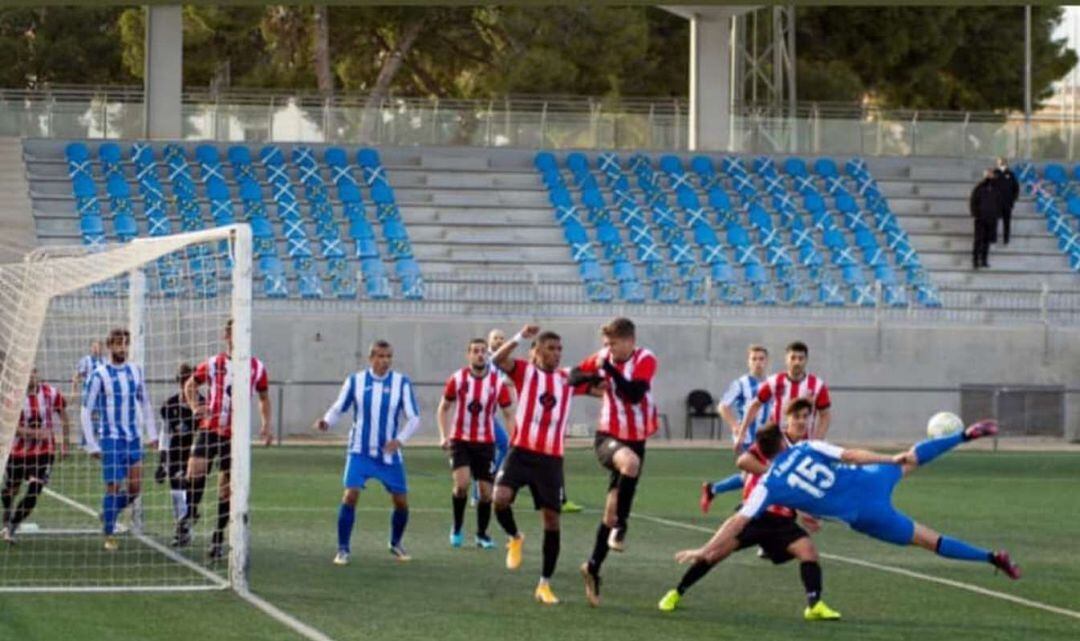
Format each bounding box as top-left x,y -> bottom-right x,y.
490,324 -> 596,605
2,368 -> 70,542
437,338 -> 515,550
574,317 -> 659,607
736,341 -> 831,447
178,319 -> 272,558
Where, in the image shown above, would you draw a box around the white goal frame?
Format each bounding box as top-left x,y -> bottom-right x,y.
0,224 -> 253,594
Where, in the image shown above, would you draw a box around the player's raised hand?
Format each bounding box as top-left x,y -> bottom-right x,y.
313,419 -> 329,432
520,324 -> 540,340
674,548 -> 705,565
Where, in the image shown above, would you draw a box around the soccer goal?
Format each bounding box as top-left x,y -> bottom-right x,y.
0,225 -> 252,593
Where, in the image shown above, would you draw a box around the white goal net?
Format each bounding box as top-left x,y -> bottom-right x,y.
0,225 -> 252,592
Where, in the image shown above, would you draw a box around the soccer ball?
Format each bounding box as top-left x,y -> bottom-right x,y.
926,412 -> 964,438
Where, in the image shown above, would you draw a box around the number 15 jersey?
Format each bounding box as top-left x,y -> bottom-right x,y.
739,440 -> 894,524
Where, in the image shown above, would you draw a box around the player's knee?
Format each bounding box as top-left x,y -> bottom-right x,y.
619,454 -> 641,477
542,510 -> 560,531
342,490 -> 359,506
391,494 -> 408,510
791,539 -> 818,562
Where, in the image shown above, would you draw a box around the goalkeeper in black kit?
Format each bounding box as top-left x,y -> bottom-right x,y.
156,363 -> 200,540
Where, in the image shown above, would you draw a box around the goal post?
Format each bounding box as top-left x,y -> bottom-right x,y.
0,224 -> 252,593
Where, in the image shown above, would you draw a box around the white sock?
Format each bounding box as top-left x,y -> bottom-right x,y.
170,490 -> 187,522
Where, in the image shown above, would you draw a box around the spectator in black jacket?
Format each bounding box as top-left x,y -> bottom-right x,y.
970,170 -> 1001,269
991,157 -> 1020,245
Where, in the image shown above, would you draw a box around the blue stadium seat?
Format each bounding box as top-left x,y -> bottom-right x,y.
1044,163 -> 1068,185
360,258 -> 391,299
783,157 -> 808,178
813,157 -> 839,178
618,280 -> 645,303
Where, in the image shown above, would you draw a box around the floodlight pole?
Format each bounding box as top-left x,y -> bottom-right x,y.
1024,5 -> 1033,159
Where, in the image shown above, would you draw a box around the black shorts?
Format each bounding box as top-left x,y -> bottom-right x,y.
4,454 -> 53,485
735,513 -> 809,565
191,430 -> 231,473
594,433 -> 647,490
164,432 -> 195,481
449,440 -> 496,482
495,447 -> 564,512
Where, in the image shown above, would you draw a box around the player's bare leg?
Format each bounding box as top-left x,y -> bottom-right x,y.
659,537 -> 740,611
1,477 -> 20,542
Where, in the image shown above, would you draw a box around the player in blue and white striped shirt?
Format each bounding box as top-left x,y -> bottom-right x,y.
72,340 -> 104,447
700,344 -> 773,513
316,340 -> 421,566
80,328 -> 158,550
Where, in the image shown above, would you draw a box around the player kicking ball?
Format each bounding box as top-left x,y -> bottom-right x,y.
489,325 -> 593,605
673,417 -> 1021,612
659,399 -> 840,620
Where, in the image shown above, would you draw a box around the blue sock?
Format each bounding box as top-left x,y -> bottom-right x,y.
913,430 -> 965,466
936,535 -> 991,563
115,491 -> 131,513
390,508 -> 409,547
102,493 -> 120,535
337,504 -> 356,553
711,473 -> 744,495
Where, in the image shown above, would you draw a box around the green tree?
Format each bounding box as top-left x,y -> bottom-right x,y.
796,6 -> 1077,110
0,7 -> 134,87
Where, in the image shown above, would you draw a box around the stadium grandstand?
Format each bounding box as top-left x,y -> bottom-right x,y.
0,4 -> 1079,641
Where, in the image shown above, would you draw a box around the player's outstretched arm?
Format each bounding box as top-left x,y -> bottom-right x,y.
734,398 -> 762,452
316,375 -> 355,432
491,324 -> 539,373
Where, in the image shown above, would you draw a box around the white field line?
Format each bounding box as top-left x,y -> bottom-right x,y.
41,488 -> 337,641
631,511 -> 1080,623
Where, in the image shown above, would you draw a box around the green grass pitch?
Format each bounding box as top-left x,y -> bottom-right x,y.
0,446 -> 1077,641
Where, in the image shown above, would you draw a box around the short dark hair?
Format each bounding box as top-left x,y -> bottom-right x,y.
786,398 -> 813,416
468,337 -> 487,349
176,362 -> 194,383
756,422 -> 785,459
786,341 -> 808,356
107,328 -> 130,346
368,340 -> 392,356
532,331 -> 561,348
601,317 -> 635,339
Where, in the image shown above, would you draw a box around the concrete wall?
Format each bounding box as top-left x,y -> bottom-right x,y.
251,311 -> 1080,444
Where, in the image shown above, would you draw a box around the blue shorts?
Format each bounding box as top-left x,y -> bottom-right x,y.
849,464 -> 915,546
100,438 -> 143,485
343,454 -> 408,495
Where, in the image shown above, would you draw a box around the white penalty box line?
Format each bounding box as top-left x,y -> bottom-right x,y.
30,488 -> 338,641
631,511 -> 1080,623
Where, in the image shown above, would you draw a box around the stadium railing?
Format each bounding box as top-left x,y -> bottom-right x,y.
251,271 -> 1080,325
4,87 -> 1080,158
